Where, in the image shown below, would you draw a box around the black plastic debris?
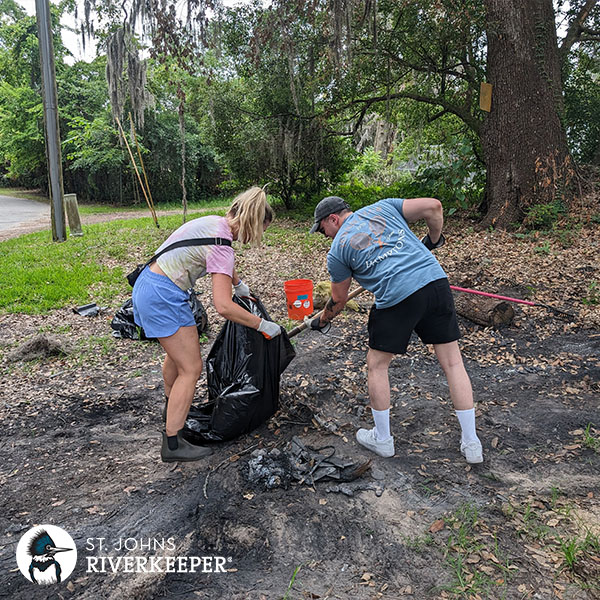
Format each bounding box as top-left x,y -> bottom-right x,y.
324,482 -> 382,497
187,289 -> 208,334
73,303 -> 102,317
288,436 -> 371,485
184,296 -> 295,443
110,290 -> 208,340
110,299 -> 149,340
245,437 -> 371,490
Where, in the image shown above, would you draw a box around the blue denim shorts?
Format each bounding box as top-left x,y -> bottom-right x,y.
132,266 -> 195,338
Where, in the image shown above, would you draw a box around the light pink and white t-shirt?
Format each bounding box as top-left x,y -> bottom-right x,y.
155,215 -> 235,290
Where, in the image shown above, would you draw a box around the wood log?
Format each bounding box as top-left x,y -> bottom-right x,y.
454,294 -> 515,328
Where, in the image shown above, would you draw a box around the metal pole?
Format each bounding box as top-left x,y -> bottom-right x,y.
35,0 -> 66,241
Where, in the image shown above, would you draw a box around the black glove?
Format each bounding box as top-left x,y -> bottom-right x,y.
421,232 -> 446,250
304,315 -> 331,334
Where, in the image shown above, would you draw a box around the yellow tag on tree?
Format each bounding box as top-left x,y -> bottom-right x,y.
480,82 -> 492,112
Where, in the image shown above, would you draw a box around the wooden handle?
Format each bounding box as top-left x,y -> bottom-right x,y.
287,287 -> 367,338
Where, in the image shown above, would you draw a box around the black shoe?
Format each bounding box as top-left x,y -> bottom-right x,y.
160,431 -> 213,463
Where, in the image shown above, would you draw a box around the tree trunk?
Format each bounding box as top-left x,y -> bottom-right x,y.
481,0 -> 574,228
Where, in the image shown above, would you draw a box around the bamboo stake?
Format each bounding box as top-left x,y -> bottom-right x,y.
128,112 -> 157,217
115,115 -> 159,228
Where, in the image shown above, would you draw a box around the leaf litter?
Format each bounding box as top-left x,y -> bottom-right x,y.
0,206 -> 599,598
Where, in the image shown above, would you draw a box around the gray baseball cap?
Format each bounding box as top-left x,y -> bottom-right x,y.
309,196 -> 350,233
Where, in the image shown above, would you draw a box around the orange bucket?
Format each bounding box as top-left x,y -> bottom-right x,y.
284,279 -> 314,320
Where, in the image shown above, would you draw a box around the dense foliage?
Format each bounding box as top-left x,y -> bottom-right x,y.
0,0 -> 598,221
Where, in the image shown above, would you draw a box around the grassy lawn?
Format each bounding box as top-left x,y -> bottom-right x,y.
0,208 -> 320,314
76,196 -> 236,215
0,211 -> 221,314
0,188 -> 49,203
0,187 -> 237,214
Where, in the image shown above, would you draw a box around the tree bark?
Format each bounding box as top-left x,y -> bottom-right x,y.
480,0 -> 574,228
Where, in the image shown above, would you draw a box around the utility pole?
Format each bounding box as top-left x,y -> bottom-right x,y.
35,0 -> 66,241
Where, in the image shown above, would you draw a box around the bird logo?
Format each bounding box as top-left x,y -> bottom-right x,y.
16,525 -> 77,585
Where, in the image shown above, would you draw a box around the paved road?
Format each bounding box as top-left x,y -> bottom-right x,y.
0,194 -> 49,232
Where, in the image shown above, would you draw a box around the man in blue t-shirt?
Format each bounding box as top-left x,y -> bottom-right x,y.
307,195 -> 483,464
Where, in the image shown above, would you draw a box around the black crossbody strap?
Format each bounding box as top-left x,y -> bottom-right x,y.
144,237 -> 232,268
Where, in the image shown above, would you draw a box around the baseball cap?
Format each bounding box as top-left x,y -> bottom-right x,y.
309,196 -> 350,233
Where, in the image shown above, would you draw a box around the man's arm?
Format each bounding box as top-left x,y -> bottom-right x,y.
401,197 -> 444,244
319,277 -> 352,326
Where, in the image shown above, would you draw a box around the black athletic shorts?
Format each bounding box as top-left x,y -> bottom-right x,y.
368,278 -> 461,354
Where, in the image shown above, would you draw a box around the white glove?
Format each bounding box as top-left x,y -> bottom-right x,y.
257,318 -> 282,340
233,279 -> 251,298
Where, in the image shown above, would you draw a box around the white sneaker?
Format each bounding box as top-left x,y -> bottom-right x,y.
461,440 -> 483,464
356,428 -> 395,458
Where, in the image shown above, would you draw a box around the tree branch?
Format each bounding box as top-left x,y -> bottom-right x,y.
560,0 -> 599,57
339,91 -> 482,135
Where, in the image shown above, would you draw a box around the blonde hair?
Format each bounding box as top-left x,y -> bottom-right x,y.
227,186 -> 275,245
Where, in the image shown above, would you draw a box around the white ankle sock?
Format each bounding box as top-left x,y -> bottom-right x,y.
455,408 -> 479,444
372,408 -> 391,441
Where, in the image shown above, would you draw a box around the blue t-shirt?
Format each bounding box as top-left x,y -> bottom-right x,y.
327,198 -> 447,308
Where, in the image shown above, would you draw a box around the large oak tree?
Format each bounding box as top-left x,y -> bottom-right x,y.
262,0 -> 599,226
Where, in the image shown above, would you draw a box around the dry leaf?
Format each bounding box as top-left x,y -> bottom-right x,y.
429,519 -> 445,533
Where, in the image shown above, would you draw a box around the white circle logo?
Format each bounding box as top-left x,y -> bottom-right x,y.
293,300 -> 302,308
16,525 -> 77,585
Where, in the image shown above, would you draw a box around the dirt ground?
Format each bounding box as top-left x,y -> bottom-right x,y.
1,204 -> 599,599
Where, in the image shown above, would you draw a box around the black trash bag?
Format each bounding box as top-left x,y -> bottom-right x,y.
110,290 -> 209,340
187,289 -> 209,334
184,296 -> 295,443
110,298 -> 151,340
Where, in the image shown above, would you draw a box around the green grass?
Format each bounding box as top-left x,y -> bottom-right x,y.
0,211 -> 226,314
0,204 -> 317,315
0,187 -> 233,215
582,423 -> 600,451
76,196 -> 232,215
0,188 -> 49,203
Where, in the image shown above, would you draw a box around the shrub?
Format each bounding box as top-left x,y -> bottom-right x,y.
523,201 -> 565,230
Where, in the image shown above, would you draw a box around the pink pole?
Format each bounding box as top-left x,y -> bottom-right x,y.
450,285 -> 537,307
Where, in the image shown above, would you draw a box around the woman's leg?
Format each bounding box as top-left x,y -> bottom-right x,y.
162,354 -> 178,399
158,325 -> 203,437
